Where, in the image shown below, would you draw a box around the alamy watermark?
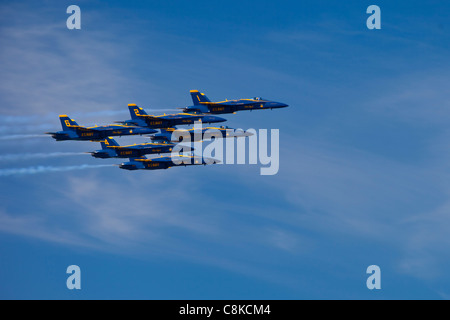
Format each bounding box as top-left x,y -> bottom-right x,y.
66,5 -> 81,30
366,5 -> 381,30
366,265 -> 381,290
169,122 -> 280,176
66,5 -> 381,31
66,265 -> 81,290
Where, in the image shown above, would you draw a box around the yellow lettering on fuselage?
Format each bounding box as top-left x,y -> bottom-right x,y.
119,151 -> 133,155
148,163 -> 161,168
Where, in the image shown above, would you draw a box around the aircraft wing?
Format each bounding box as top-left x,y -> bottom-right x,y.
139,114 -> 166,120
114,119 -> 148,127
221,100 -> 261,106
149,134 -> 171,142
87,125 -> 130,131
160,113 -> 201,120
198,100 -> 260,107
147,157 -> 172,162
120,144 -> 151,150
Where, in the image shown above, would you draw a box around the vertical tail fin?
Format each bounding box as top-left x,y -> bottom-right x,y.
128,104 -> 148,119
101,137 -> 119,149
190,90 -> 211,106
59,115 -> 79,131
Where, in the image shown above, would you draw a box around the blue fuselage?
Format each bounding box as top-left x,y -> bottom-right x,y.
91,143 -> 178,159
50,126 -> 157,141
184,100 -> 288,114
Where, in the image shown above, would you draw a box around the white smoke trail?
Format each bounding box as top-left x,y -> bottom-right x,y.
0,108 -> 180,135
0,108 -> 179,125
0,134 -> 48,140
70,108 -> 179,118
0,164 -> 112,176
0,152 -> 86,162
0,124 -> 54,135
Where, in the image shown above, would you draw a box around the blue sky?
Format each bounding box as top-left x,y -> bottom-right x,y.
0,0 -> 449,299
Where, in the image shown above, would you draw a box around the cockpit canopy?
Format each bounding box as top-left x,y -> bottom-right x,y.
253,97 -> 266,101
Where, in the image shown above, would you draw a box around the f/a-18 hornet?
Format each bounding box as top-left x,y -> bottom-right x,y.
118,154 -> 219,171
117,104 -> 226,128
46,115 -> 157,141
149,126 -> 253,143
183,90 -> 288,114
89,136 -> 193,159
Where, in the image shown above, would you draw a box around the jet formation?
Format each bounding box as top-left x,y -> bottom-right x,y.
47,90 -> 288,171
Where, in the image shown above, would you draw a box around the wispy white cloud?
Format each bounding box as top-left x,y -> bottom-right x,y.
0,209 -> 101,249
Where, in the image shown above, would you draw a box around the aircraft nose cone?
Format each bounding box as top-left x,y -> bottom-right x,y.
203,157 -> 220,164
215,116 -> 227,123
273,102 -> 288,108
119,163 -> 136,170
204,116 -> 227,123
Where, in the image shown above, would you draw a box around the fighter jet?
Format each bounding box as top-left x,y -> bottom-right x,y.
118,155 -> 219,170
46,115 -> 157,141
149,126 -> 253,143
117,104 -> 227,128
89,136 -> 193,159
183,90 -> 288,114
